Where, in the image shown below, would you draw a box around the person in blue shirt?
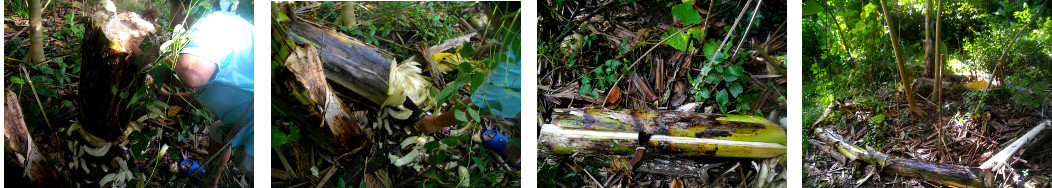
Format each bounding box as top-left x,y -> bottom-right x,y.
414,2 -> 521,167
156,10 -> 253,187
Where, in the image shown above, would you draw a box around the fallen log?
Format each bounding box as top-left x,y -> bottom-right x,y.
5,90 -> 66,187
550,108 -> 786,145
539,124 -> 786,158
814,127 -> 1050,187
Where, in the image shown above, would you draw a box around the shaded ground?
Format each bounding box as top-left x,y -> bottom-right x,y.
803,80 -> 1052,187
538,0 -> 787,187
269,2 -> 521,187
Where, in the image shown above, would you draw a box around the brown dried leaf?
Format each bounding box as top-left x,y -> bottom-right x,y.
608,85 -> 622,104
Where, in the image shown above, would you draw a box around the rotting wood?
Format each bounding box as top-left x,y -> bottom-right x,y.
284,43 -> 367,154
76,10 -> 157,142
4,90 -> 65,187
815,127 -> 1050,187
539,124 -> 786,158
550,108 -> 786,144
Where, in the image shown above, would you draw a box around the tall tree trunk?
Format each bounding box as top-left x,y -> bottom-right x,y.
879,0 -> 926,116
922,0 -> 934,78
29,0 -> 45,64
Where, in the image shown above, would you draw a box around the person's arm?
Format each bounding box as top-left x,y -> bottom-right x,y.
174,53 -> 216,88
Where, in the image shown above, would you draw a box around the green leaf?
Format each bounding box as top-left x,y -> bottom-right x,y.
441,138 -> 459,146
672,1 -> 702,25
703,41 -> 719,60
9,77 -> 24,84
803,0 -> 823,15
728,82 -> 743,98
664,32 -> 690,51
468,108 -> 480,122
704,72 -> 721,84
289,125 -> 302,140
454,109 -> 468,122
723,72 -> 739,82
716,89 -> 729,106
425,140 -> 441,150
459,41 -> 475,57
428,150 -> 447,165
688,27 -> 706,41
872,114 -> 885,124
271,126 -> 289,147
339,178 -> 347,188
728,65 -> 745,77
697,87 -> 711,100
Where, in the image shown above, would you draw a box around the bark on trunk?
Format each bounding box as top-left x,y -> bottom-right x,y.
29,0 -> 45,63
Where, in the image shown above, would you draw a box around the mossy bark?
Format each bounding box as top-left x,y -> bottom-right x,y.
550,108 -> 786,145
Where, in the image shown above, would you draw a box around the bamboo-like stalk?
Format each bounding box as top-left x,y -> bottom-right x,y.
878,0 -> 926,116
539,124 -> 786,158
550,109 -> 786,145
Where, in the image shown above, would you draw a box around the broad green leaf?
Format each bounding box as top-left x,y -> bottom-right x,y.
689,26 -> 706,41
664,32 -> 690,51
425,140 -> 441,150
468,108 -> 480,122
455,110 -> 468,122
729,82 -> 743,98
803,0 -> 823,15
703,41 -> 719,59
697,87 -> 711,100
723,74 -> 739,82
873,114 -> 885,124
271,126 -> 289,147
716,89 -> 729,106
9,77 -> 24,84
428,150 -> 447,165
728,65 -> 745,77
672,1 -> 702,25
339,178 -> 347,188
704,72 -> 721,84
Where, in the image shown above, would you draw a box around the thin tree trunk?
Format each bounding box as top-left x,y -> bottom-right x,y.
341,2 -> 358,28
878,0 -> 926,116
821,1 -> 852,57
29,0 -> 45,64
922,0 -> 934,78
934,0 -> 945,148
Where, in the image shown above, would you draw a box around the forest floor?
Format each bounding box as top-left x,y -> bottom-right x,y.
538,0 -> 787,187
803,74 -> 1052,187
4,0 -> 250,187
269,2 -> 521,187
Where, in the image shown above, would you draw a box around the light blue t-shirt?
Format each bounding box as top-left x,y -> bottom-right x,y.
180,12 -> 254,156
471,49 -> 521,118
